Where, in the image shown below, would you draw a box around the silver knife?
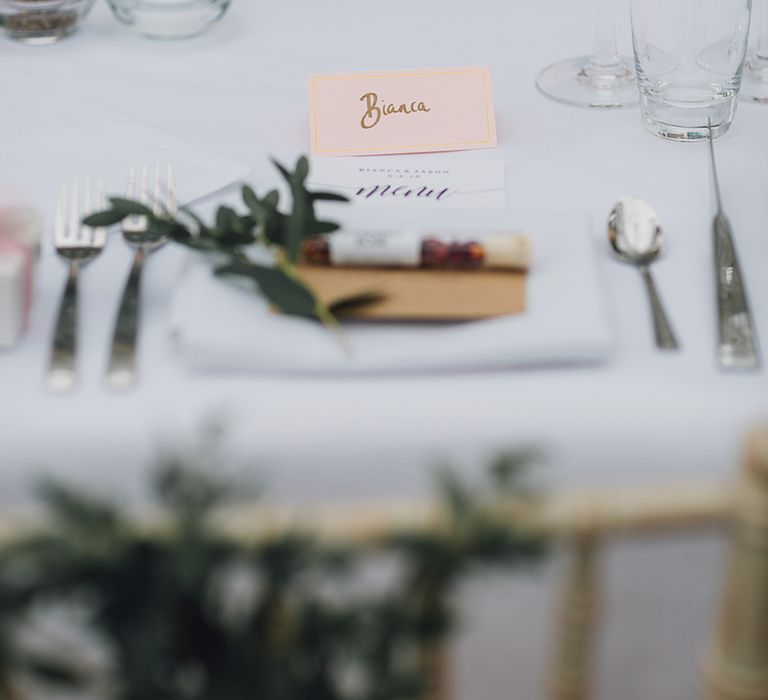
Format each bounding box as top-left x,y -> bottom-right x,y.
707,122 -> 761,370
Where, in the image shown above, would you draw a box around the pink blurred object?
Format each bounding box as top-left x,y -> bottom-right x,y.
0,203 -> 41,348
0,203 -> 43,254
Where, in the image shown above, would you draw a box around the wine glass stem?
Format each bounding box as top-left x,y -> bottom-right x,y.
757,0 -> 768,61
591,0 -> 622,69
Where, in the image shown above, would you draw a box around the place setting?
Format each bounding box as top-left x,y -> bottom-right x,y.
3,2 -> 768,700
0,0 -> 765,393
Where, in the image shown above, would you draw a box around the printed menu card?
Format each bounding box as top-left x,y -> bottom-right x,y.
308,157 -> 506,209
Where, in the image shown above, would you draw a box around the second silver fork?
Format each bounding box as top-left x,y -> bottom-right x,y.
107,162 -> 176,390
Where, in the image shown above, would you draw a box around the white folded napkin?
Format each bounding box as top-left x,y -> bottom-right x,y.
0,70 -> 251,233
169,211 -> 614,375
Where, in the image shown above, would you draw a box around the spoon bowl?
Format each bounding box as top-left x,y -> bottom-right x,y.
608,197 -> 679,350
608,198 -> 665,267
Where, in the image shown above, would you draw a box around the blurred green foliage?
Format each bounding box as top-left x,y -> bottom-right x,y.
0,452 -> 545,700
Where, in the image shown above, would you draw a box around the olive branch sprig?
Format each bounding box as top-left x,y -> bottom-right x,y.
84,156 -> 380,346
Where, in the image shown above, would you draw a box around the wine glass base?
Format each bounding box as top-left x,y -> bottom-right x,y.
536,55 -> 638,108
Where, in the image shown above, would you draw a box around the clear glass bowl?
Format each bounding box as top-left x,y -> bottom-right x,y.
0,0 -> 96,44
106,0 -> 231,40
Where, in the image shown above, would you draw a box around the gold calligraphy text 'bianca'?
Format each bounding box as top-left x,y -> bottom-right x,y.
360,92 -> 431,130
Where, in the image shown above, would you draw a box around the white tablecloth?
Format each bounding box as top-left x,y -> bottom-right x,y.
1,1 -> 767,697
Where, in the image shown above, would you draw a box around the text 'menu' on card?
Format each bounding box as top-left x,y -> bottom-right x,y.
308,67 -> 498,157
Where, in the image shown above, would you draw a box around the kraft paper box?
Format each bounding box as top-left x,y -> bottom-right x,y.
309,67 -> 498,156
296,265 -> 526,321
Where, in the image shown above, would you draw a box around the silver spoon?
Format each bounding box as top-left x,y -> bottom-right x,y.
608,197 -> 679,350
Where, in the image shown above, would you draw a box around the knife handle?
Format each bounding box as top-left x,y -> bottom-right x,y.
714,213 -> 761,370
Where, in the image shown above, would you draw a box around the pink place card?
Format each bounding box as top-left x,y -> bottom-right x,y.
308,67 -> 497,157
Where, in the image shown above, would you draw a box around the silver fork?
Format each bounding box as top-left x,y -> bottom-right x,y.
47,179 -> 108,394
106,162 -> 176,390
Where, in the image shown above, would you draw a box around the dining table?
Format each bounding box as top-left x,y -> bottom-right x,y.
1,0 -> 767,697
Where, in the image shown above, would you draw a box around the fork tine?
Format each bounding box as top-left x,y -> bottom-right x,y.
126,164 -> 136,199
91,179 -> 108,249
81,177 -> 93,246
54,181 -> 68,246
166,161 -> 177,216
83,176 -> 91,214
68,180 -> 79,243
153,162 -> 162,217
140,163 -> 150,206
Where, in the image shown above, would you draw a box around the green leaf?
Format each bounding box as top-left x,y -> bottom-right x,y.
241,184 -> 257,207
245,208 -> 282,244
218,228 -> 257,247
108,198 -> 154,218
271,158 -> 293,185
82,209 -> 126,227
262,189 -> 280,210
262,212 -> 287,247
242,187 -> 283,245
215,263 -> 319,319
255,267 -> 319,319
153,220 -> 192,243
285,199 -> 308,263
269,157 -> 345,262
215,206 -> 239,234
294,156 -> 310,184
311,192 -> 349,203
328,290 -> 386,316
243,199 -> 268,219
308,221 -> 340,236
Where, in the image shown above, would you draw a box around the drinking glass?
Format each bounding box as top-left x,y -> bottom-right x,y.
742,0 -> 768,103
536,0 -> 637,109
630,0 -> 752,141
